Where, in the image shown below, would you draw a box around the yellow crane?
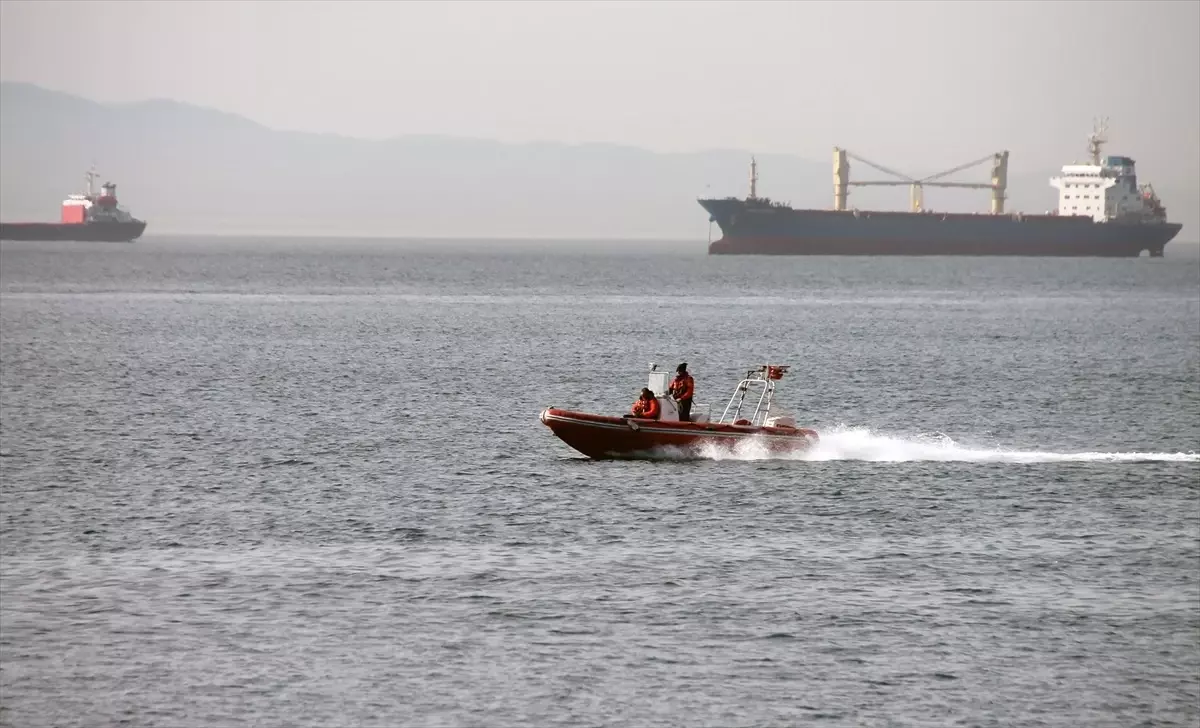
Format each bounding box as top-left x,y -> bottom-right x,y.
833,147 -> 1009,214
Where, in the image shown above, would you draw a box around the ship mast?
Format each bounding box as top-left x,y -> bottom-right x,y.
1088,117 -> 1109,166
748,156 -> 758,200
85,165 -> 99,198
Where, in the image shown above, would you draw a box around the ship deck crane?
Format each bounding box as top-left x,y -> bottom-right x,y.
833,147 -> 1009,214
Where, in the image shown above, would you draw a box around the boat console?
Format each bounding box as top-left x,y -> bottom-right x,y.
646,364 -> 710,423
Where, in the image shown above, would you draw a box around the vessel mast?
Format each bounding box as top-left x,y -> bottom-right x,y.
748,156 -> 758,200
990,151 -> 1008,214
85,165 -> 98,198
833,147 -> 849,211
1088,117 -> 1109,165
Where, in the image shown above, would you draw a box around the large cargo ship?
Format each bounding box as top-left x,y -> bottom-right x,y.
701,123 -> 1182,257
0,167 -> 147,242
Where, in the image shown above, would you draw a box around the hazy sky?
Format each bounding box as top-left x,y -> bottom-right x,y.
2,0 -> 1198,179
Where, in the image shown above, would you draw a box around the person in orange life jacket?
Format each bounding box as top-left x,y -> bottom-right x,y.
669,363 -> 695,422
625,388 -> 661,420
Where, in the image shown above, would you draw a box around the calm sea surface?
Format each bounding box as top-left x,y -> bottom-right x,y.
2,236 -> 1198,728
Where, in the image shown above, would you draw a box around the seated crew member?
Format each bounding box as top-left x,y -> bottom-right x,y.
669,362 -> 695,422
625,387 -> 661,419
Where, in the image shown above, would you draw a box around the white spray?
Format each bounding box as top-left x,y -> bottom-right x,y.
691,424 -> 1199,464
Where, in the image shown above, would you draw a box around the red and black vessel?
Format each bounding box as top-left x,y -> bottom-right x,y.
1,167 -> 147,242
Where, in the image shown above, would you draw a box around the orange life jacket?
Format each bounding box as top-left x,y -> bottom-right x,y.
632,396 -> 660,419
670,373 -> 694,401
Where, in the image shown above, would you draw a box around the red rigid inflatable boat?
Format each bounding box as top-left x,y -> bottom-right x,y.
540,363 -> 819,460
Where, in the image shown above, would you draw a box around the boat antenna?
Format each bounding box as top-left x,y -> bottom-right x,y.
1088,117 -> 1108,165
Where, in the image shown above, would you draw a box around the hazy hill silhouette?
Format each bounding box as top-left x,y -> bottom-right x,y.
1,81 -> 1193,243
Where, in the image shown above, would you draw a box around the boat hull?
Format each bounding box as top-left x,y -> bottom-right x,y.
540,408 -> 819,460
0,221 -> 147,242
700,199 -> 1183,257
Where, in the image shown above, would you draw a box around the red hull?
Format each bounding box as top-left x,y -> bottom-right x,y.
540,408 -> 819,460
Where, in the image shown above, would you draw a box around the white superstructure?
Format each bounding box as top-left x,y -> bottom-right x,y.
1049,119 -> 1168,224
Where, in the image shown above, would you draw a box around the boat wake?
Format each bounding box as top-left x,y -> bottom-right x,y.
690,425 -> 1200,464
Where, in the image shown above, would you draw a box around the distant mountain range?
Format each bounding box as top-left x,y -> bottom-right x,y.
0,81 -> 1195,242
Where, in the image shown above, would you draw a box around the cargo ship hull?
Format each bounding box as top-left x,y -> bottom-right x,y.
0,220 -> 147,243
701,200 -> 1183,258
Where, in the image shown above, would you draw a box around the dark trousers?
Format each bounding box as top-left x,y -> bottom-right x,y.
677,398 -> 692,422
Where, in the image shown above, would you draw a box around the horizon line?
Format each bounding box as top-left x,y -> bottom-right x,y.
72,231 -> 1200,246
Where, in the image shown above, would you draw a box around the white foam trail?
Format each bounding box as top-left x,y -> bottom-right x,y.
694,425 -> 1200,463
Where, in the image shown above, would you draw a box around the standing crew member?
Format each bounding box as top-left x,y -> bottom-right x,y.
669,363 -> 695,422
